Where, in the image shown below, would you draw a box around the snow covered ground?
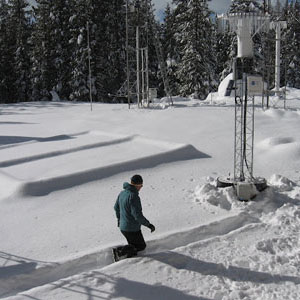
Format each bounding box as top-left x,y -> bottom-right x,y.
1,89 -> 300,299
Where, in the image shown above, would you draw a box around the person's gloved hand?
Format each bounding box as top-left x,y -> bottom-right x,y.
148,224 -> 155,233
117,219 -> 120,227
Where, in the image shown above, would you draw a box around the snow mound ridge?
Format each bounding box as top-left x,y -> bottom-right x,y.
18,142 -> 209,197
257,136 -> 295,150
0,213 -> 258,298
0,134 -> 134,168
0,172 -> 21,199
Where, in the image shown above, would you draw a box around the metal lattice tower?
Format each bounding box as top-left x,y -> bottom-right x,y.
217,11 -> 270,185
230,13 -> 270,181
233,64 -> 255,181
125,0 -> 149,107
115,0 -> 172,108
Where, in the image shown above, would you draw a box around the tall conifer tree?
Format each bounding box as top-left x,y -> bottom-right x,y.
68,0 -> 90,101
48,0 -> 75,99
0,0 -> 12,102
30,0 -> 55,100
69,0 -> 127,102
104,0 -> 127,100
163,3 -> 180,95
283,0 -> 300,88
9,0 -> 32,102
174,0 -> 217,98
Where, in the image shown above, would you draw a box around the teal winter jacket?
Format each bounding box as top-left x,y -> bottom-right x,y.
114,182 -> 150,232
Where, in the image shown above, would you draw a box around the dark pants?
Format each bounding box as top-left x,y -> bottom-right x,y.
117,230 -> 146,258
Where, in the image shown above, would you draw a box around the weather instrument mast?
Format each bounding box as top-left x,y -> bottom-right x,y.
217,9 -> 270,200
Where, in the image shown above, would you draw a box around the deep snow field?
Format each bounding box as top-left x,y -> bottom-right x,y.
1,89 -> 300,299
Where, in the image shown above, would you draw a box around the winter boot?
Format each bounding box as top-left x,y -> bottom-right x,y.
112,247 -> 121,262
112,247 -> 127,262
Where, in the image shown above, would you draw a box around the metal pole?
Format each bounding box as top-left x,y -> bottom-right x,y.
234,59 -> 238,180
87,21 -> 93,111
136,25 -> 140,107
126,1 -> 130,109
284,59 -> 287,109
145,1 -> 149,107
146,47 -> 149,107
141,48 -> 145,105
275,21 -> 281,96
240,73 -> 245,181
251,96 -> 255,178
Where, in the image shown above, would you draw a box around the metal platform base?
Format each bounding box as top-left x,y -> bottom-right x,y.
217,177 -> 267,201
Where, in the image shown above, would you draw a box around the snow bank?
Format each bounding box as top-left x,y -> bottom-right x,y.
269,174 -> 296,192
194,178 -> 236,210
193,175 -> 300,216
257,137 -> 300,163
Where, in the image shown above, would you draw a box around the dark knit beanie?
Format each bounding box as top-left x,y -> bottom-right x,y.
131,174 -> 143,185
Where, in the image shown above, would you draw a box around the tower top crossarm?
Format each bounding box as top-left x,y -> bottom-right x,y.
218,11 -> 271,35
229,12 -> 270,34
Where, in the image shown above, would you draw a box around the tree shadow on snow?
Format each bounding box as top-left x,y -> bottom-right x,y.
0,121 -> 36,125
50,271 -> 213,300
0,251 -> 59,298
0,134 -> 74,146
150,251 -> 300,285
0,251 -> 53,279
110,277 -> 211,300
0,262 -> 37,279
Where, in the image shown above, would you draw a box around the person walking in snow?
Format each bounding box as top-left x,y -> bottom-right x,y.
113,174 -> 155,261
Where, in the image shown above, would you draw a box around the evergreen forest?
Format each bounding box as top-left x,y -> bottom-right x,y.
0,0 -> 300,103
